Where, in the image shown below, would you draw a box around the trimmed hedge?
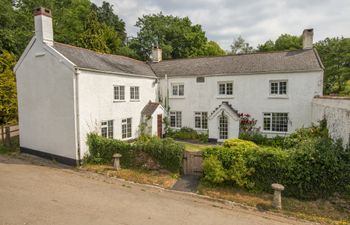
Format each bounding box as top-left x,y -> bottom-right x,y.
167,127 -> 208,143
84,134 -> 184,173
203,135 -> 350,199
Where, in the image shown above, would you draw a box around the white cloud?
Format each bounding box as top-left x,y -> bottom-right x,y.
93,0 -> 350,50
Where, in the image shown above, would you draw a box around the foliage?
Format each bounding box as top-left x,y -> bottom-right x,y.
204,123 -> 350,199
166,127 -> 208,143
134,137 -> 184,172
0,50 -> 17,125
257,34 -> 302,52
223,138 -> 258,150
239,113 -> 258,132
202,155 -> 227,184
203,41 -> 226,56
314,37 -> 350,95
230,36 -> 254,54
85,133 -> 184,173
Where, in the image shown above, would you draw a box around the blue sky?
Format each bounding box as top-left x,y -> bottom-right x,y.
93,0 -> 350,50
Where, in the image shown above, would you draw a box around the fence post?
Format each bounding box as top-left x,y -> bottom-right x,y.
5,126 -> 11,147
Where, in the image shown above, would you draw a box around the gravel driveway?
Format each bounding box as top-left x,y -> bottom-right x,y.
0,154 -> 313,225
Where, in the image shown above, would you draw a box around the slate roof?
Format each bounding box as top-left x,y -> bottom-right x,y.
141,102 -> 161,117
53,42 -> 156,77
150,49 -> 324,77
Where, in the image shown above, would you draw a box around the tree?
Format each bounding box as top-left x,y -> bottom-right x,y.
257,34 -> 302,52
131,13 -> 209,60
230,36 -> 254,54
0,50 -> 17,125
257,40 -> 275,52
315,37 -> 350,95
204,41 -> 226,56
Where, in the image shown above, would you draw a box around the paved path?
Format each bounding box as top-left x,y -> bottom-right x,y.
0,155 -> 313,225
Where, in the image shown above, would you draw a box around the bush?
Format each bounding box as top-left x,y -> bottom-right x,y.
85,133 -> 185,173
203,124 -> 350,199
223,138 -> 258,149
202,155 -> 227,184
167,127 -> 208,143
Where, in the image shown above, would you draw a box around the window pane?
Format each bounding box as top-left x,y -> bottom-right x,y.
172,85 -> 178,96
130,87 -> 135,99
170,115 -> 176,127
263,117 -> 271,131
135,87 -> 139,99
202,112 -> 208,129
107,120 -> 113,138
195,115 -> 201,128
179,85 -> 184,96
226,83 -> 233,95
122,124 -> 126,139
279,82 -> 287,95
176,112 -> 182,128
219,84 -> 225,95
219,115 -> 228,139
270,82 -> 278,95
120,86 -> 125,100
127,118 -> 132,137
101,127 -> 107,137
272,113 -> 288,132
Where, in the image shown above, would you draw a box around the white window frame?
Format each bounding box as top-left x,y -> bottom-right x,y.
122,118 -> 132,139
170,111 -> 182,128
114,85 -> 125,101
269,80 -> 288,97
130,86 -> 140,101
217,81 -> 234,98
101,120 -> 113,138
171,83 -> 185,98
263,112 -> 289,133
194,112 -> 208,129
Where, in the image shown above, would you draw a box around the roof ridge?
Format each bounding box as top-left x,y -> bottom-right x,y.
54,42 -> 148,65
154,49 -> 312,63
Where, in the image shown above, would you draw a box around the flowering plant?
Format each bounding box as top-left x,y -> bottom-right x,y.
239,113 -> 258,132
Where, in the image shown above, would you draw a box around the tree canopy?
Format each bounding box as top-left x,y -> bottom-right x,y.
230,36 -> 254,54
257,34 -> 302,52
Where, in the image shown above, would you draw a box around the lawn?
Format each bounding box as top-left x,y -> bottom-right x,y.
176,141 -> 215,152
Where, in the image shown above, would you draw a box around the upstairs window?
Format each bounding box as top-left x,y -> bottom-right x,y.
194,112 -> 208,129
101,120 -> 113,138
130,86 -> 140,101
263,113 -> 288,132
170,111 -> 182,128
270,81 -> 287,95
172,83 -> 184,97
122,118 -> 132,139
218,82 -> 233,96
114,85 -> 125,101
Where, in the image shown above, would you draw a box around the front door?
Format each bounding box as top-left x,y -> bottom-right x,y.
157,114 -> 162,137
219,114 -> 228,140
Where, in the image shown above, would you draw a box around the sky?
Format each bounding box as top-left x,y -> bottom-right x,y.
93,0 -> 350,51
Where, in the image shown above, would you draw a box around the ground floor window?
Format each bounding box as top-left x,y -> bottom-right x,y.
219,114 -> 228,139
263,113 -> 288,132
101,120 -> 113,138
194,112 -> 208,129
170,111 -> 182,128
122,118 -> 132,139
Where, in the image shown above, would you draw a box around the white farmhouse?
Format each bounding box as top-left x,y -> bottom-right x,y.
15,8 -> 324,165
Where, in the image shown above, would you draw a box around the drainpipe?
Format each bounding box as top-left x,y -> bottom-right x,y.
74,68 -> 81,166
165,74 -> 169,112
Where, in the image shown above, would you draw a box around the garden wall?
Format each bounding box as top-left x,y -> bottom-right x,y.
312,96 -> 350,147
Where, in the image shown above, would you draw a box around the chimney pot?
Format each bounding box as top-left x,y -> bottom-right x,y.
33,7 -> 53,46
302,28 -> 314,49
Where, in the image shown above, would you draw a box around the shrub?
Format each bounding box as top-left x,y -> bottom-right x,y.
167,127 -> 208,143
223,138 -> 258,150
202,155 -> 227,184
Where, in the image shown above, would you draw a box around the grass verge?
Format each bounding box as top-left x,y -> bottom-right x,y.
198,183 -> 350,225
0,136 -> 19,155
81,164 -> 179,189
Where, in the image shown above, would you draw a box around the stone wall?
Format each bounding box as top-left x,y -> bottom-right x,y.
312,96 -> 350,147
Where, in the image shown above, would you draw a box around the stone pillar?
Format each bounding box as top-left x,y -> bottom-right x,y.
112,153 -> 122,170
271,183 -> 285,209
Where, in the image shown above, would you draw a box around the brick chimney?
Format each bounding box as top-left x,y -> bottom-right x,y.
302,28 -> 314,49
151,46 -> 162,63
33,7 -> 53,46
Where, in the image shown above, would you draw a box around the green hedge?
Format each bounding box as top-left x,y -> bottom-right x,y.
203,135 -> 350,199
167,127 -> 208,143
84,134 -> 184,173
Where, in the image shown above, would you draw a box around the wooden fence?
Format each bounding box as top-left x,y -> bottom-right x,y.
0,125 -> 19,145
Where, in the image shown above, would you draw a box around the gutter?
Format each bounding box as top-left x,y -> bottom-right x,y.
78,67 -> 157,79
73,68 -> 81,165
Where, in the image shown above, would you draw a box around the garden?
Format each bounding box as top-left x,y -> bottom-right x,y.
83,119 -> 350,224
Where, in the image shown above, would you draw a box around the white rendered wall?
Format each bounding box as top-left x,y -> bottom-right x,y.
159,71 -> 323,139
77,70 -> 158,158
312,98 -> 350,146
16,41 -> 77,159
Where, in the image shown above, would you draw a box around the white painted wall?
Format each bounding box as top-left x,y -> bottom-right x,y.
312,98 -> 350,146
77,70 -> 158,158
15,40 -> 77,159
159,71 -> 323,139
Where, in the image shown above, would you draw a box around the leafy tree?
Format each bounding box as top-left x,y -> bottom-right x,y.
315,37 -> 350,95
230,36 -> 254,54
257,34 -> 302,52
257,40 -> 275,52
204,41 -> 226,56
0,50 -> 17,125
131,13 -> 209,60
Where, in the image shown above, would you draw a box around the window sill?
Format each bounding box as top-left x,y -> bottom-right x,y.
170,127 -> 181,129
170,96 -> 185,99
194,128 -> 208,131
261,131 -> 289,135
216,95 -> 234,99
268,95 -> 289,99
130,99 -> 140,102
113,100 -> 126,103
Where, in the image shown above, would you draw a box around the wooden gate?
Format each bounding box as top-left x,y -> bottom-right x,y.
183,151 -> 203,176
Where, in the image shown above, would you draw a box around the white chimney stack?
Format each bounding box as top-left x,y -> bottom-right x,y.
151,46 -> 162,62
33,7 -> 53,46
302,28 -> 314,49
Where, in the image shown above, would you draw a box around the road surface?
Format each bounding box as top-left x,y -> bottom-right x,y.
0,155 -> 312,225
